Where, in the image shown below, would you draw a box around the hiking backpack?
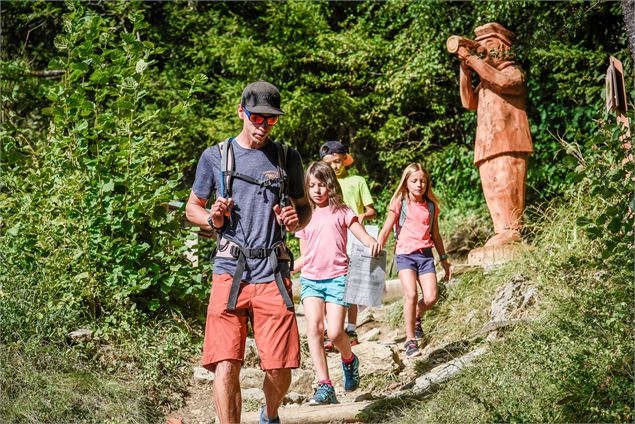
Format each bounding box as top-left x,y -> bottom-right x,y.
213,137 -> 294,311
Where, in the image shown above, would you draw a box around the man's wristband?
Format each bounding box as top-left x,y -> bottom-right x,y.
207,216 -> 223,230
439,253 -> 449,261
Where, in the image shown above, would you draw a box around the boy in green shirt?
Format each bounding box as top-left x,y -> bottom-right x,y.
320,141 -> 377,346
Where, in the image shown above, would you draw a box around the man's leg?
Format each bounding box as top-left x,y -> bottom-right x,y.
213,359 -> 242,424
263,368 -> 292,419
201,274 -> 251,424
252,278 -> 300,419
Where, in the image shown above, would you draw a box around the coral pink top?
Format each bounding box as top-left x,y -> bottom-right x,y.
296,205 -> 357,280
389,198 -> 439,255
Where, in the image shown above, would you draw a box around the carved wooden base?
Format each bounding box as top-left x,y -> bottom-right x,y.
468,243 -> 526,267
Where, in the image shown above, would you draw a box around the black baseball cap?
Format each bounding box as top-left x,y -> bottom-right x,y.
240,81 -> 285,115
319,140 -> 354,166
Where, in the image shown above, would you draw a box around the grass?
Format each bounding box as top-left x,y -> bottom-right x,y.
0,308 -> 200,423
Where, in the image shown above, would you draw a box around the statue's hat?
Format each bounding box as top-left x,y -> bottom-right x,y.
474,23 -> 515,46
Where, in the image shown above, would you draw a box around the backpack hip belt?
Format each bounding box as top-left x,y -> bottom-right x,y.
215,238 -> 295,311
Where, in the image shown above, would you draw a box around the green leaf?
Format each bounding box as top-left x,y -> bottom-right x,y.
73,120 -> 89,133
171,103 -> 184,114
135,59 -> 148,74
74,272 -> 90,281
148,298 -> 160,311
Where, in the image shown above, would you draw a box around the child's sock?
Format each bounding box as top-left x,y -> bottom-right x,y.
318,378 -> 333,386
345,323 -> 356,333
341,353 -> 355,364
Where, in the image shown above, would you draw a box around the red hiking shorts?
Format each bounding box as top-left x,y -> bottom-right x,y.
201,273 -> 300,372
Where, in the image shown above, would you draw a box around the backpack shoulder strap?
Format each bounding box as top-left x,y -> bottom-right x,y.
217,137 -> 234,198
272,141 -> 290,207
273,140 -> 289,169
426,198 -> 436,240
394,197 -> 408,239
399,198 -> 408,229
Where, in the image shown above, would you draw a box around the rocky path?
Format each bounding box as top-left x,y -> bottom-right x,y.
167,270 -> 538,423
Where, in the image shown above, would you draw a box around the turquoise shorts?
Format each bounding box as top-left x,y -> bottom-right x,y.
300,275 -> 350,307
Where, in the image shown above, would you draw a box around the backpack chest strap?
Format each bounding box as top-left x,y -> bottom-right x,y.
225,170 -> 285,189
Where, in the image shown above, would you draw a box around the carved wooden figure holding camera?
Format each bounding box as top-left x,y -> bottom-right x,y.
449,23 -> 533,249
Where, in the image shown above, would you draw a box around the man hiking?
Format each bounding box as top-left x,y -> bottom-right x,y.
186,80 -> 311,424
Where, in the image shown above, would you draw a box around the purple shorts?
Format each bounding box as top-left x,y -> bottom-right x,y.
395,248 -> 436,275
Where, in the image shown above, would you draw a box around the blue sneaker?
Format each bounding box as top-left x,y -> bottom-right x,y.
309,382 -> 338,405
259,405 -> 281,424
342,354 -> 360,391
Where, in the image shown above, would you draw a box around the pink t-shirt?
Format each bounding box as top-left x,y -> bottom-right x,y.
390,198 -> 440,255
296,205 -> 358,280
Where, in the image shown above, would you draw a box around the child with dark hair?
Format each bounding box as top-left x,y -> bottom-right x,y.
320,140 -> 377,347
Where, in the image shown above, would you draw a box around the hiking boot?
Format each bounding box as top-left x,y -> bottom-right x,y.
346,329 -> 359,346
309,382 -> 338,405
259,405 -> 281,424
342,354 -> 360,391
415,318 -> 424,340
404,339 -> 421,358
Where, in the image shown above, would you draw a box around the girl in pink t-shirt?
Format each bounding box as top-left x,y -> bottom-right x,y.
378,163 -> 452,358
295,161 -> 380,405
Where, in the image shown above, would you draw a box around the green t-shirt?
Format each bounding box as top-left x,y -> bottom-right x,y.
338,174 -> 373,216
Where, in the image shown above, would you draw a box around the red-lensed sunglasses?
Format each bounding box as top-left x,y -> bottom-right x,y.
243,107 -> 279,126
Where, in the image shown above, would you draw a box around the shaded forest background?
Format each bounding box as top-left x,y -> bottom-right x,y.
1,1 -> 633,422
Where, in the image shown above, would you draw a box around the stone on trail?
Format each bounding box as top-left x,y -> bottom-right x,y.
240,367 -> 264,389
359,327 -> 381,342
68,328 -> 93,341
192,366 -> 214,383
413,346 -> 488,395
490,275 -> 538,322
289,368 -> 314,395
242,387 -> 265,403
283,391 -> 306,405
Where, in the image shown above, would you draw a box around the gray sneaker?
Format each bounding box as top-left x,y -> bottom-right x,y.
404,339 -> 421,358
415,318 -> 424,340
309,382 -> 338,405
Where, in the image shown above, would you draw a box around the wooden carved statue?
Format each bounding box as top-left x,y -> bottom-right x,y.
448,23 -> 533,247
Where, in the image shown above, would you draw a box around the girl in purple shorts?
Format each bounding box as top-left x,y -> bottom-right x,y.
378,163 -> 452,358
294,162 -> 380,405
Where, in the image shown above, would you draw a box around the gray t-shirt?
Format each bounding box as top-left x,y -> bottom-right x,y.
192,138 -> 305,283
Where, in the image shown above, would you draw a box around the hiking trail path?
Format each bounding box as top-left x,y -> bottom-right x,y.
168,265 -> 538,424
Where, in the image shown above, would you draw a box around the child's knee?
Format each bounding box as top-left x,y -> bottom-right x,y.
307,321 -> 324,338
403,290 -> 418,304
327,328 -> 344,342
418,295 -> 437,308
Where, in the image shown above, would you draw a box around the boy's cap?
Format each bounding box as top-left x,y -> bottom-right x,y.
241,81 -> 285,115
319,140 -> 354,167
